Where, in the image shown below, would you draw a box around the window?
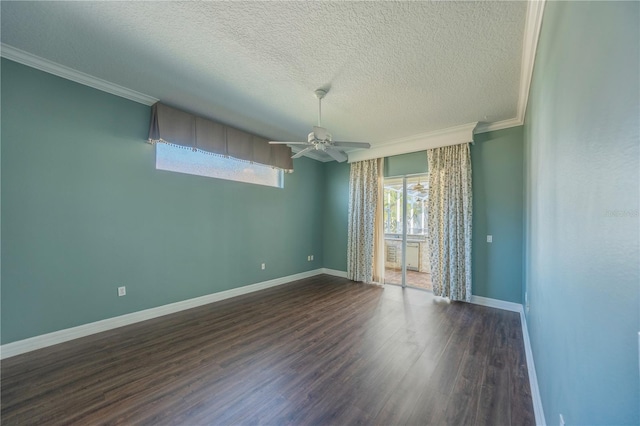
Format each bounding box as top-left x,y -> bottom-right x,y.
155,143 -> 284,188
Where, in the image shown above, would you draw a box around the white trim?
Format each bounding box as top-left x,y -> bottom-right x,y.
346,0 -> 546,149
321,268 -> 348,278
0,43 -> 158,106
474,0 -> 546,135
1,0 -> 546,143
470,294 -> 522,312
520,308 -> 546,425
320,268 -> 378,285
0,270 -> 544,424
474,117 -> 524,135
0,268 -> 326,360
347,122 -> 478,163
470,295 -> 546,426
517,0 -> 546,124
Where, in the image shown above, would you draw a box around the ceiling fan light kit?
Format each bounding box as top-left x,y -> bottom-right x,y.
269,88 -> 371,163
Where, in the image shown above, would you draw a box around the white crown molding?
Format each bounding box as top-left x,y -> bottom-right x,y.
346,0 -> 546,147
348,121 -> 478,163
466,0 -> 547,136
474,117 -> 524,134
471,295 -> 546,426
0,43 -> 158,106
1,0 -> 546,147
376,121 -> 478,149
517,0 -> 547,125
475,1 -> 546,135
0,268 -> 326,359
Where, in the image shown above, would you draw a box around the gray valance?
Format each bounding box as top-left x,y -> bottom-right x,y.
148,102 -> 293,171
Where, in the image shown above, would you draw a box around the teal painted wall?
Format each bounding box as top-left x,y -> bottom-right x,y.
322,137 -> 524,305
1,59 -> 325,344
322,151 -> 429,272
322,161 -> 350,271
523,2 -> 639,424
384,151 -> 427,177
472,127 -> 524,303
383,139 -> 525,304
0,58 -> 528,344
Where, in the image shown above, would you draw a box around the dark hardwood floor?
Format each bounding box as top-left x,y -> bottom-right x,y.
1,275 -> 534,425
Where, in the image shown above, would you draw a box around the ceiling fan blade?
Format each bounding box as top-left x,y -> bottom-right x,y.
269,141 -> 310,145
291,146 -> 315,159
325,148 -> 348,163
332,141 -> 371,149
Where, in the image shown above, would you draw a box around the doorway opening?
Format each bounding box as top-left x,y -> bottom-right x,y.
383,175 -> 431,290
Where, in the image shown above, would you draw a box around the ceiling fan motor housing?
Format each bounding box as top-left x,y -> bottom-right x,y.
309,126 -> 332,149
312,126 -> 330,142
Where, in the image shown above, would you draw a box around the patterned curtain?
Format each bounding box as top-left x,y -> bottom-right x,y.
347,159 -> 380,283
427,143 -> 472,301
372,158 -> 385,283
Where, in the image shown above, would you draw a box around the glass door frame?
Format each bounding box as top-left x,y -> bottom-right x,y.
400,175 -> 408,288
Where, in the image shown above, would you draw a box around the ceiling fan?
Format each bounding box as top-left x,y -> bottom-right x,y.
268,89 -> 371,162
411,181 -> 428,194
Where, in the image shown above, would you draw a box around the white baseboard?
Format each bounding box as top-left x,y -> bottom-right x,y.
0,268 -> 326,360
320,268 -> 385,286
470,295 -> 522,312
470,295 -> 546,426
0,272 -> 546,426
321,268 -> 348,278
519,309 -> 546,425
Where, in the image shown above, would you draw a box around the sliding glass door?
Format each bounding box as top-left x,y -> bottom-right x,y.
383,177 -> 404,285
383,175 -> 432,290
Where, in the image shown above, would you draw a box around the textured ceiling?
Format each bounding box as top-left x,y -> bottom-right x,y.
1,1 -> 526,148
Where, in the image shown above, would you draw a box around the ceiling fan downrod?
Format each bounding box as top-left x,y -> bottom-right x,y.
314,89 -> 326,127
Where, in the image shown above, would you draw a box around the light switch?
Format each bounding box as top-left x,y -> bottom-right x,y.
487,235 -> 493,243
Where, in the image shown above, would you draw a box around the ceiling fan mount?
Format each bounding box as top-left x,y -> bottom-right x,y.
314,89 -> 327,99
269,88 -> 371,162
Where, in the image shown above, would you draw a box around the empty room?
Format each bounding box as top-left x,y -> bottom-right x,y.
1,1 -> 638,425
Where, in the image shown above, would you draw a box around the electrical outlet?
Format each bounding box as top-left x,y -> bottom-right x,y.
261,263 -> 266,270
118,286 -> 126,297
559,414 -> 565,426
307,255 -> 311,261
487,235 -> 493,243
525,291 -> 530,313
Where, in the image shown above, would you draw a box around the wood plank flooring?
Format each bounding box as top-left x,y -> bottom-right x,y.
1,275 -> 534,425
